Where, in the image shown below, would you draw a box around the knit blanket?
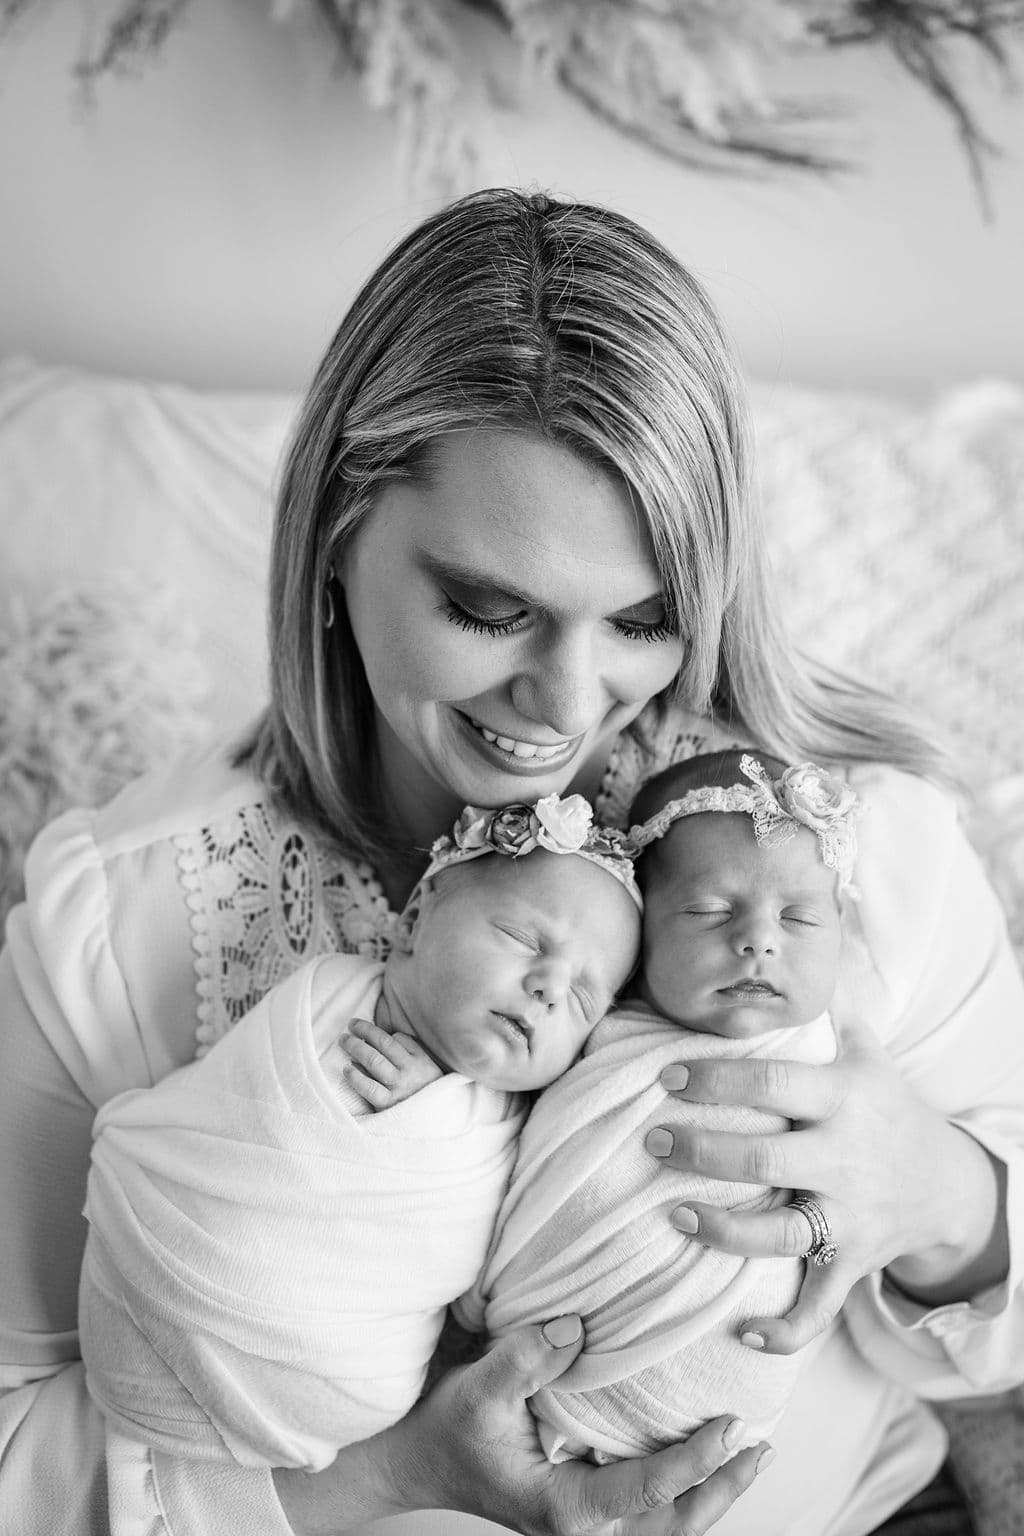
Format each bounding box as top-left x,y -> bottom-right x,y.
79,954 -> 524,1470
458,1004 -> 836,1463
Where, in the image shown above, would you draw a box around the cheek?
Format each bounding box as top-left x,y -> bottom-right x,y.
620,639 -> 684,704
357,602 -> 513,710
797,943 -> 841,1007
644,923 -> 698,991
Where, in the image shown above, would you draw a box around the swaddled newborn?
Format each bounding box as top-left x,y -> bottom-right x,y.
457,751 -> 860,1463
79,794 -> 642,1470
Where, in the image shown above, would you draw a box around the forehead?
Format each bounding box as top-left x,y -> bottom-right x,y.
648,812 -> 834,896
383,429 -> 663,598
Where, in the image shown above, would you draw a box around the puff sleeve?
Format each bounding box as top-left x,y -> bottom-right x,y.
835,767 -> 1024,1396
0,808 -> 296,1536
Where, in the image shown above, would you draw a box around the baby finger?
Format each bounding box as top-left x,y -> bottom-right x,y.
345,1034 -> 399,1084
343,1064 -> 397,1109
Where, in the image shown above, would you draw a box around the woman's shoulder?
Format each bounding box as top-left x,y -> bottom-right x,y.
88,734 -> 269,859
831,762 -> 965,1037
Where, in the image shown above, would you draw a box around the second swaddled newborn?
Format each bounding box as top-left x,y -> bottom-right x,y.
458,750 -> 860,1462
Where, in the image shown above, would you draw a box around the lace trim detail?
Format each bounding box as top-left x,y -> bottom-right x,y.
596,702 -> 747,828
175,802 -> 396,1056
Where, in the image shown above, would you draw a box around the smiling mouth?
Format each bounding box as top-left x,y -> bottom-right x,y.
465,715 -> 578,762
491,1012 -> 533,1048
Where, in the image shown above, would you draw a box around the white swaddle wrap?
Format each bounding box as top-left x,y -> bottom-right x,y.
457,1003 -> 836,1463
80,953 -> 524,1470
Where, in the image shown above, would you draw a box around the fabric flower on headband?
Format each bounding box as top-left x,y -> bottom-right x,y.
628,755 -> 862,895
428,794 -> 642,909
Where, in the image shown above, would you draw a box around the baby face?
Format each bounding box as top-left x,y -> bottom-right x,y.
400,849 -> 640,1091
639,812 -> 842,1037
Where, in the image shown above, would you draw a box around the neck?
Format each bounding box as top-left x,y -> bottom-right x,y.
377,962 -> 449,1072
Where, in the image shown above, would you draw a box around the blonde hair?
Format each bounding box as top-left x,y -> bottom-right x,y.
239,188 -> 954,864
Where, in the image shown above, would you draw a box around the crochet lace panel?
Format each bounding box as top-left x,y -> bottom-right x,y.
176,707 -> 737,1057
175,802 -> 396,1055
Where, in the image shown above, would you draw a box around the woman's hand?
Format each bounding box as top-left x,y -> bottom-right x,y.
647,1017 -> 1007,1356
276,1317 -> 770,1536
388,1316 -> 770,1535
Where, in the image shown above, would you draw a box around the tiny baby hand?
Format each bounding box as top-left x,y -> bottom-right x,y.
345,1017 -> 443,1109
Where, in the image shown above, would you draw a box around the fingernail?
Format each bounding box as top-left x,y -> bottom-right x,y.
542,1315 -> 583,1348
660,1065 -> 690,1091
645,1128 -> 674,1158
671,1206 -> 700,1234
721,1417 -> 746,1451
741,1330 -> 766,1351
755,1446 -> 776,1476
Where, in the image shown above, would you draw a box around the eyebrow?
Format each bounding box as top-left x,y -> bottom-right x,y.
419,550 -> 668,622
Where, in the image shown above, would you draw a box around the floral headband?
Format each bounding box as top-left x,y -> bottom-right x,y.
627,755 -> 862,895
424,794 -> 643,910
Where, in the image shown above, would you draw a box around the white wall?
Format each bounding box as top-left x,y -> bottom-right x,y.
1,2 -> 1022,396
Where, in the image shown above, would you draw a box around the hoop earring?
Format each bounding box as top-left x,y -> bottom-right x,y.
322,567 -> 337,630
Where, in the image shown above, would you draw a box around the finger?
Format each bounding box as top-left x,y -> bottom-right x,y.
567,1416 -> 757,1527
343,1064 -> 395,1108
472,1318 -> 585,1409
666,1442 -> 771,1534
669,1199 -> 819,1259
346,1035 -> 399,1083
348,1018 -> 409,1065
646,1123 -> 810,1186
659,1056 -> 844,1123
740,1260 -> 854,1355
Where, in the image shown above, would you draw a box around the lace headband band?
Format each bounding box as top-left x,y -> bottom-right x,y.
627,754 -> 861,895
425,794 -> 643,910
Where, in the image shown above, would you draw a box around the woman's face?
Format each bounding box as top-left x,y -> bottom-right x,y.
341,430 -> 684,842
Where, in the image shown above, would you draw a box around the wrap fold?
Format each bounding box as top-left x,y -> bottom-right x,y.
80,954 -> 524,1469
457,1004 -> 836,1462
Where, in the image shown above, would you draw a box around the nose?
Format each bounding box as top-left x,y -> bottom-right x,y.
511,627 -> 606,739
730,914 -> 776,958
524,957 -> 570,1011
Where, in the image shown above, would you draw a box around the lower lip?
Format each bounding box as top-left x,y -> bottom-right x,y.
455,712 -> 582,776
492,1013 -> 531,1048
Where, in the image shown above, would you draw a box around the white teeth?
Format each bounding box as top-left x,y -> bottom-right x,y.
476,724 -> 567,760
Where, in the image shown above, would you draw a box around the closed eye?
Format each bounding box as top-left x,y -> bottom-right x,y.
434,558 -> 679,645
684,905 -> 731,920
782,909 -> 823,927
571,984 -> 598,1025
442,595 -> 526,637
494,923 -> 538,951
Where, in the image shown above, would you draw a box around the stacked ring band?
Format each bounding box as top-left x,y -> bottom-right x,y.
791,1193 -> 839,1267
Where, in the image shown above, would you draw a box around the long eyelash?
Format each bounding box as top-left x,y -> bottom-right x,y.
615,620 -> 676,644
442,596 -> 675,643
441,597 -> 523,637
